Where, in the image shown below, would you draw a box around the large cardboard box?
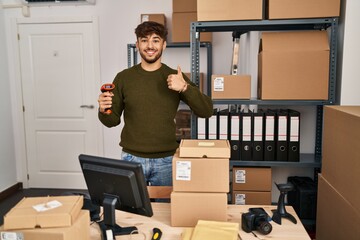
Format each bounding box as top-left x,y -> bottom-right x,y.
322,106 -> 360,212
173,150 -> 229,193
197,0 -> 263,21
258,31 -> 329,100
1,210 -> 90,240
316,174 -> 360,240
232,167 -> 272,191
179,139 -> 230,158
172,12 -> 212,43
141,14 -> 166,26
211,75 -> 251,100
172,0 -> 196,13
267,0 -> 341,19
3,196 -> 83,230
232,191 -> 271,205
171,192 -> 228,227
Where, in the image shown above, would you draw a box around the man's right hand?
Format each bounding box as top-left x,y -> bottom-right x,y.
98,91 -> 114,113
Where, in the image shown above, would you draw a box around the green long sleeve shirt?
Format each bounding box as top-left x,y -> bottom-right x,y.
99,63 -> 213,158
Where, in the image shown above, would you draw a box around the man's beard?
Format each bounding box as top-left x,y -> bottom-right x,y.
139,48 -> 163,64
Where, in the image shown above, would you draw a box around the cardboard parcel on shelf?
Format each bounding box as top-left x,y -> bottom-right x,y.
258,31 -> 330,100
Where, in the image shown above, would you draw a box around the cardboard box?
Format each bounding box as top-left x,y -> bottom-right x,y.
172,12 -> 212,43
171,192 -> 228,227
258,31 -> 329,100
232,167 -> 272,191
173,0 -> 196,13
1,210 -> 90,240
267,0 -> 341,19
316,174 -> 360,240
197,0 -> 263,21
322,106 -> 360,212
179,139 -> 230,158
211,75 -> 251,100
140,14 -> 166,26
3,196 -> 83,230
173,151 -> 229,193
232,191 -> 271,205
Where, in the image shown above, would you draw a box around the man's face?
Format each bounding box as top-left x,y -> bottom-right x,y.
136,33 -> 166,64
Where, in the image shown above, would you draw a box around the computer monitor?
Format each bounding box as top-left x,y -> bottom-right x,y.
78,154 -> 153,239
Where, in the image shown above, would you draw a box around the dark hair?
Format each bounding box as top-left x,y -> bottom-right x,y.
135,21 -> 168,40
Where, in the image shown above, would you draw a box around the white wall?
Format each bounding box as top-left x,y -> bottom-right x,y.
338,0 -> 360,105
0,4 -> 17,191
1,0 -> 359,194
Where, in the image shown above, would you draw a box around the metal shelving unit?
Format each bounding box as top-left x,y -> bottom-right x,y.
190,18 -> 339,169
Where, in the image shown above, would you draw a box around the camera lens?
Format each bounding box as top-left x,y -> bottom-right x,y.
257,221 -> 272,235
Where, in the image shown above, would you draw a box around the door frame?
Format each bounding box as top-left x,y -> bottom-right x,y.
10,16 -> 103,188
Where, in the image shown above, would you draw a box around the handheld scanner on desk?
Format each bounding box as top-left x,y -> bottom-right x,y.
100,83 -> 115,115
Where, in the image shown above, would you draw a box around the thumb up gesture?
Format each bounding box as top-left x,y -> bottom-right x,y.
167,66 -> 188,93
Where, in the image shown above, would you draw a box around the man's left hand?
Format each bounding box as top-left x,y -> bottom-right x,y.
167,66 -> 187,92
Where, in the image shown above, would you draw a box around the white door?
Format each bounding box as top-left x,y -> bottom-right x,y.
18,19 -> 102,189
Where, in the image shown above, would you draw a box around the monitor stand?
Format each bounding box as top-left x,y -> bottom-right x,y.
272,183 -> 297,225
98,195 -> 137,240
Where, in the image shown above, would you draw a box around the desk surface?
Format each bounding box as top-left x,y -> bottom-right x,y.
90,203 -> 311,240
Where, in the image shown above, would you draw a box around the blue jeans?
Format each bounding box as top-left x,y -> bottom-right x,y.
121,151 -> 173,186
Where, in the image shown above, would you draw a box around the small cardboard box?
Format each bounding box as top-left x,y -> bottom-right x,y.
172,0 -> 197,13
322,106 -> 360,212
3,196 -> 83,230
197,0 -> 263,21
1,210 -> 90,240
211,75 -> 251,100
232,191 -> 271,205
179,139 -> 230,158
232,167 -> 272,191
141,14 -> 166,26
171,192 -> 228,227
173,150 -> 229,193
267,0 -> 341,19
258,31 -> 329,100
316,174 -> 360,240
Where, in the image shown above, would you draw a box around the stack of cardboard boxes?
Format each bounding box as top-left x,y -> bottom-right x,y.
172,0 -> 211,43
232,167 -> 272,205
316,106 -> 360,240
171,139 -> 230,227
1,196 -> 89,240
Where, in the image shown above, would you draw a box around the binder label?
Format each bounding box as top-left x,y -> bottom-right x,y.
278,116 -> 287,141
231,116 -> 240,140
175,161 -> 191,181
242,116 -> 251,141
265,116 -> 275,141
220,115 -> 228,140
197,118 -> 206,140
254,116 -> 263,141
213,77 -> 224,91
209,115 -> 217,139
235,193 -> 246,205
290,117 -> 300,142
235,169 -> 246,183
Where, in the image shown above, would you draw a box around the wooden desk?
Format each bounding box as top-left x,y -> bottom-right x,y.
90,203 -> 311,240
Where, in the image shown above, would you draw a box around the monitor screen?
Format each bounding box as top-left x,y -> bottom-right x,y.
79,154 -> 153,238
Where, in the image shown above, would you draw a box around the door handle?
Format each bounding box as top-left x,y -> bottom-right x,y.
80,105 -> 95,109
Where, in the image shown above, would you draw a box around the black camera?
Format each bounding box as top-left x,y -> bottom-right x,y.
241,208 -> 273,235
